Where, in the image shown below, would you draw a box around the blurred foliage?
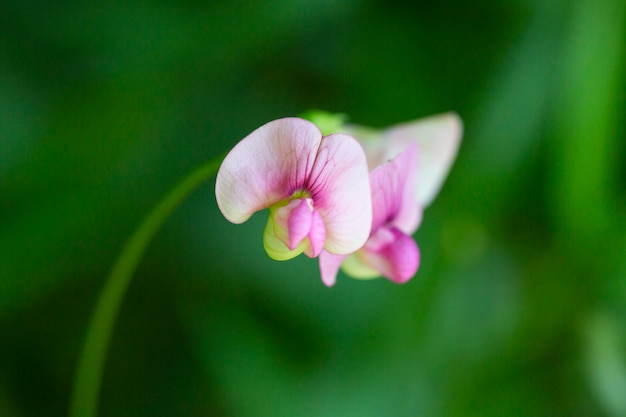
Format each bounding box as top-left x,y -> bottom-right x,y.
1,0 -> 625,416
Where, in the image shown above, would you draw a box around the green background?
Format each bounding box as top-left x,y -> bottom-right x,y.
2,0 -> 625,416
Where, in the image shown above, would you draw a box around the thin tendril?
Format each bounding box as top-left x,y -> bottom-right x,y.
69,157 -> 222,417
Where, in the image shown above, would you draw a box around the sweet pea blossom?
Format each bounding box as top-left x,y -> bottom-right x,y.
215,117 -> 372,262
317,113 -> 463,286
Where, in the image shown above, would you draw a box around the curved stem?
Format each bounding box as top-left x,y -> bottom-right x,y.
69,158 -> 222,417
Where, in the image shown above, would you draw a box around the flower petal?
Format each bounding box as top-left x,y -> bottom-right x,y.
380,113 -> 462,207
285,199 -> 313,250
305,133 -> 372,254
368,141 -> 422,234
263,213 -> 306,261
215,118 -> 322,224
318,251 -> 347,287
304,208 -> 326,258
345,112 -> 462,208
359,226 -> 420,284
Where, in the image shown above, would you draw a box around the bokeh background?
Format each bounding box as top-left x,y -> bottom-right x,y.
2,0 -> 626,416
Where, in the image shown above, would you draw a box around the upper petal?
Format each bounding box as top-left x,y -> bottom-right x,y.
380,113 -> 462,207
368,142 -> 422,234
215,118 -> 322,224
305,133 -> 372,254
344,112 -> 462,208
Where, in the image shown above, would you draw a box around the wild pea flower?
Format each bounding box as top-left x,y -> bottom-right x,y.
215,117 -> 372,262
317,113 -> 462,286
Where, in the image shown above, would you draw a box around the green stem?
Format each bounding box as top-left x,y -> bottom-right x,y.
69,158 -> 222,417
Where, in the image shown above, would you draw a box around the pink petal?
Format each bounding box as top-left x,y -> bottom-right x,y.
306,133 -> 372,254
286,199 -> 313,250
344,112 -> 462,208
262,213 -> 306,261
304,208 -> 326,258
318,251 -> 347,287
360,226 -> 420,284
380,113 -> 462,207
215,118 -> 322,224
369,142 -> 421,234
271,201 -> 293,248
273,198 -> 327,257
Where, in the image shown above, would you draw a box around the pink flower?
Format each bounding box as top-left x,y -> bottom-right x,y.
318,113 -> 463,286
215,117 -> 372,262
